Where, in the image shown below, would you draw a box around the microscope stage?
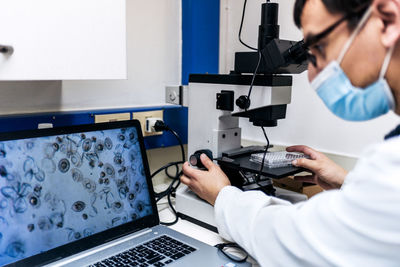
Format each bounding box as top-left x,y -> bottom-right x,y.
218,153 -> 306,179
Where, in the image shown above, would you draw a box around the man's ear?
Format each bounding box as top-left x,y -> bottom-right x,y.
373,0 -> 400,47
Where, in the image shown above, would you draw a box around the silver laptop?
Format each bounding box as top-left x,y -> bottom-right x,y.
0,120 -> 250,267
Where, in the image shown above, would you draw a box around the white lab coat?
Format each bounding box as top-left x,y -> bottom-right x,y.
214,136 -> 400,267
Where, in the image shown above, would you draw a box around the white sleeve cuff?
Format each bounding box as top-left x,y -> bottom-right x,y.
214,186 -> 242,241
214,186 -> 293,242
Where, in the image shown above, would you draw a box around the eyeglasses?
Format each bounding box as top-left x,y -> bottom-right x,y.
214,243 -> 248,263
304,16 -> 349,67
303,5 -> 369,67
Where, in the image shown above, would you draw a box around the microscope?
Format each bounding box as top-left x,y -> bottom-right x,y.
176,1 -> 310,231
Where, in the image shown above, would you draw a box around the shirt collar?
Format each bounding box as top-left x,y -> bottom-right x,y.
385,124 -> 400,140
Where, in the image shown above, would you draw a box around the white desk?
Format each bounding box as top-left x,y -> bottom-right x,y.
157,199 -> 260,266
159,207 -> 223,245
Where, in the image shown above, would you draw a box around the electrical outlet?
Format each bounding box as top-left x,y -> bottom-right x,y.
132,110 -> 164,136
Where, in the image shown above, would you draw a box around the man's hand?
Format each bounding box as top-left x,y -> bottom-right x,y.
181,154 -> 231,206
287,145 -> 348,190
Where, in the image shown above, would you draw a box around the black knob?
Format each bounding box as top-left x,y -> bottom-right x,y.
236,95 -> 251,110
189,149 -> 213,170
0,45 -> 14,55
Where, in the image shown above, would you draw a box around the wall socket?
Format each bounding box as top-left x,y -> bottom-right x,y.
132,110 -> 164,137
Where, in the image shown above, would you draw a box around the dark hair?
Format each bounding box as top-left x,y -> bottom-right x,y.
293,0 -> 372,29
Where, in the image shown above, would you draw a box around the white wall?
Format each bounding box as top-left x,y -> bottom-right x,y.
220,0 -> 400,158
0,0 -> 181,114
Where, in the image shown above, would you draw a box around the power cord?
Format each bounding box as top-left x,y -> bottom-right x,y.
256,126 -> 270,186
239,0 -> 258,51
165,163 -> 179,179
156,171 -> 182,226
243,43 -> 266,188
154,120 -> 185,161
240,0 -> 271,189
152,120 -> 185,226
238,0 -> 265,112
246,50 -> 263,108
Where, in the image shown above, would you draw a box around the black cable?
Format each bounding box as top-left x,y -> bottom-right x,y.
151,161 -> 184,180
165,163 -> 179,179
246,50 -> 263,104
242,50 -> 263,123
241,41 -> 266,188
240,50 -> 263,115
155,169 -> 182,226
160,193 -> 179,226
155,170 -> 182,200
215,243 -> 249,263
256,126 -> 270,185
167,128 -> 185,163
159,174 -> 181,226
239,0 -> 258,51
151,120 -> 186,226
239,1 -> 272,192
154,121 -> 185,163
241,0 -> 264,114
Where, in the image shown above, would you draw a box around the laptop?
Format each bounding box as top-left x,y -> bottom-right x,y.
0,120 -> 250,267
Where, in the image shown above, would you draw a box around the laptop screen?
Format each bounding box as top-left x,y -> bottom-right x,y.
0,124 -> 154,265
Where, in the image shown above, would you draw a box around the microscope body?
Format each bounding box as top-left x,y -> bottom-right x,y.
187,74 -> 292,160
175,1 -> 310,231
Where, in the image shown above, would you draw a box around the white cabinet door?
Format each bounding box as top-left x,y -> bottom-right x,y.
0,0 -> 126,80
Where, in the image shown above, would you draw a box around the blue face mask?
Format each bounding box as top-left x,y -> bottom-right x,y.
310,7 -> 396,121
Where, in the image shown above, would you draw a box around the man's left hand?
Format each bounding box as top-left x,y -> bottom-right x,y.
181,154 -> 231,206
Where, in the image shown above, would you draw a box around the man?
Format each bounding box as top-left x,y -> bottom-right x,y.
181,0 -> 400,266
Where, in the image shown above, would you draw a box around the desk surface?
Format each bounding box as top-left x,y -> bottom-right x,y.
158,201 -> 259,266
159,208 -> 223,246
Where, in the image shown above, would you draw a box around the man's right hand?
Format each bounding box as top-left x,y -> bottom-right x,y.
286,145 -> 348,190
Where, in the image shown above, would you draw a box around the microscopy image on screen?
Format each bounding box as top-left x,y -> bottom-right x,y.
0,127 -> 153,265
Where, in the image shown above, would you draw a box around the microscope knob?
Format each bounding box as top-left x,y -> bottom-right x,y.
189,149 -> 213,170
189,154 -> 200,166
236,95 -> 251,110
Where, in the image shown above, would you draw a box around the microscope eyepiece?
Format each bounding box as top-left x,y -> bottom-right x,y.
282,40 -> 309,63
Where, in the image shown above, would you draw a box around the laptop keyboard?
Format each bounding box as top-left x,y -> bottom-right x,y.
89,235 -> 197,267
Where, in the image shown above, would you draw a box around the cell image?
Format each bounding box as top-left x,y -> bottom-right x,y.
70,152 -> 82,168
94,139 -> 105,154
71,201 -> 86,212
27,193 -> 41,209
58,158 -> 70,173
113,153 -> 124,166
0,165 -> 7,178
0,144 -> 6,158
82,139 -> 92,152
0,126 -> 152,265
71,168 -> 83,183
82,178 -> 96,193
104,138 -> 113,150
